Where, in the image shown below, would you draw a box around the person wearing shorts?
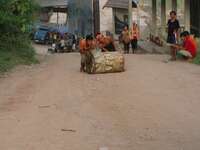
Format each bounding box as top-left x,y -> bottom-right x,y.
167,11 -> 180,60
79,35 -> 94,72
171,31 -> 197,60
121,25 -> 130,54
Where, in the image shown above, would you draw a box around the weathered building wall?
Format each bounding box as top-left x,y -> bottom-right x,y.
49,13 -> 67,24
99,0 -> 113,32
67,0 -> 113,36
114,9 -> 128,23
113,8 -> 129,34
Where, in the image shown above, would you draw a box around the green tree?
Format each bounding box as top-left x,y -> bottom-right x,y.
0,0 -> 39,34
0,0 -> 40,72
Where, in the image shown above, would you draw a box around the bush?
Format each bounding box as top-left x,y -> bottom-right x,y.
193,38 -> 200,65
0,0 -> 39,73
193,52 -> 200,65
0,34 -> 38,72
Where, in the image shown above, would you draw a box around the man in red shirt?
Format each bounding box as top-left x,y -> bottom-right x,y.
171,31 -> 197,60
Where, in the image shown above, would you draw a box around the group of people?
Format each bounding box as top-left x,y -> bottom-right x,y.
167,11 -> 197,61
79,33 -> 116,72
49,32 -> 63,44
121,22 -> 140,54
120,10 -> 198,60
79,10 -> 198,72
49,32 -> 76,52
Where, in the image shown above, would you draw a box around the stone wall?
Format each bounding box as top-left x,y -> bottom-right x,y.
99,0 -> 113,32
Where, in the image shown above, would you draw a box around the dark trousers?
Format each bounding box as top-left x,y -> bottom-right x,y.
123,42 -> 130,54
131,39 -> 138,53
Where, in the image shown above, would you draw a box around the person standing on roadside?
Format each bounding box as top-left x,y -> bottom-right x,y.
167,11 -> 180,60
130,22 -> 139,54
121,25 -> 130,54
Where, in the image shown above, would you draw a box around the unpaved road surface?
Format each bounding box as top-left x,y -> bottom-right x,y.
1,46 -> 200,150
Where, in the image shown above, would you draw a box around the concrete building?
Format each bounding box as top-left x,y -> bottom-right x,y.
38,0 -> 94,37
37,0 -> 68,24
150,0 -> 200,37
37,0 -> 199,38
151,0 -> 189,33
103,0 -> 138,34
99,0 -> 113,33
67,0 -> 93,36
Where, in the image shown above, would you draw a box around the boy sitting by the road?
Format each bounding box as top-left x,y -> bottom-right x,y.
169,31 -> 197,61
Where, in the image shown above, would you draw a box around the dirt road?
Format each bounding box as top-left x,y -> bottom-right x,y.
0,46 -> 200,150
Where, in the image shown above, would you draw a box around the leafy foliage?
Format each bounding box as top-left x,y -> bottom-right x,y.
193,39 -> 200,65
193,51 -> 200,65
0,0 -> 39,34
0,0 -> 39,73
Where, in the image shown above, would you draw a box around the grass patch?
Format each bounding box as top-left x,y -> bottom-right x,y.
0,35 -> 38,73
193,51 -> 200,65
0,49 -> 38,73
0,0 -> 40,74
193,38 -> 200,65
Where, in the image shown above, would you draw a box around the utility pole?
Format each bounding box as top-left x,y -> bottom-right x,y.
172,0 -> 177,12
57,10 -> 59,25
128,0 -> 133,30
184,0 -> 190,31
161,0 -> 166,27
136,2 -> 140,31
93,0 -> 100,35
152,0 -> 157,34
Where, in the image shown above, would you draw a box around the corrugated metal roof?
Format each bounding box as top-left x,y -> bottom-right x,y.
104,0 -> 138,9
38,0 -> 68,7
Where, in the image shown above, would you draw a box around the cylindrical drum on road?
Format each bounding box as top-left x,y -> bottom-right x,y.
85,50 -> 125,74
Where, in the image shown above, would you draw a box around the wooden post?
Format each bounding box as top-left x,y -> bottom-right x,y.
184,0 -> 190,31
172,0 -> 177,12
112,9 -> 116,34
137,4 -> 140,30
57,10 -> 59,25
161,0 -> 166,27
93,0 -> 100,35
128,0 -> 133,30
152,0 -> 157,33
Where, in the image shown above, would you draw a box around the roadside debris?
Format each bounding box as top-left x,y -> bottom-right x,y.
38,105 -> 51,108
61,129 -> 76,133
99,147 -> 109,150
